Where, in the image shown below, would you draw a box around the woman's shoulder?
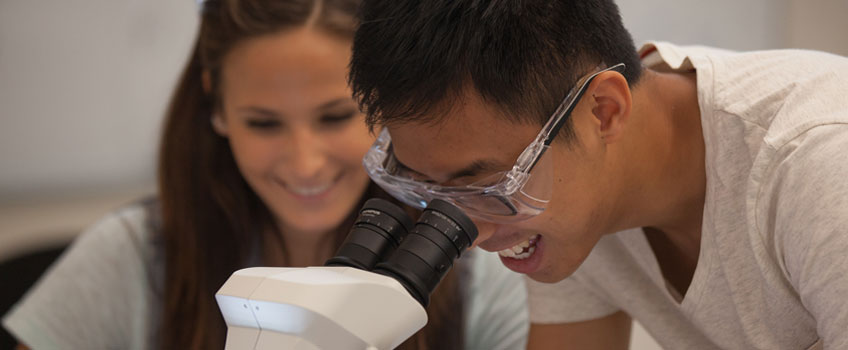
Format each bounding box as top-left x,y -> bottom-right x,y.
77,196 -> 164,281
33,195 -> 162,280
87,196 -> 161,246
2,197 -> 164,349
22,196 -> 165,295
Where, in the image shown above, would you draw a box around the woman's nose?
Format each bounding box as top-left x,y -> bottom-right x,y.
288,129 -> 327,179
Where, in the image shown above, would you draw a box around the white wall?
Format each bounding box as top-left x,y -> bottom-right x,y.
785,0 -> 848,56
0,0 -> 198,264
0,0 -> 198,200
618,0 -> 788,50
619,0 -> 848,57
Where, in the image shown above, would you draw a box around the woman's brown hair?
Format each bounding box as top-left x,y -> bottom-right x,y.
156,0 -> 464,349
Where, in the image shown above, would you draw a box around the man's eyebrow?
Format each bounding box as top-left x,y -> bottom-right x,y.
394,155 -> 504,183
392,156 -> 427,178
447,159 -> 503,180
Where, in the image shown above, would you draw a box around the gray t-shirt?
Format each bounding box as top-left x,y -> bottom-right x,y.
4,202 -> 529,349
527,42 -> 848,350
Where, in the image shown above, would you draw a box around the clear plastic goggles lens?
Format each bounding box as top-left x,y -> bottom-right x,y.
363,128 -> 555,222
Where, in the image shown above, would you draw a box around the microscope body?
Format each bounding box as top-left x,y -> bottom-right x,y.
215,266 -> 427,350
215,198 -> 478,350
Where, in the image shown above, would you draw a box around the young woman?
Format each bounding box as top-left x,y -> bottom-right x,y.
2,0 -> 528,349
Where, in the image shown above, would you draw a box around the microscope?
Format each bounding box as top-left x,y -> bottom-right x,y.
215,198 -> 478,350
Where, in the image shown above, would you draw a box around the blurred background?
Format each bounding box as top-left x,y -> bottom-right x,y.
0,0 -> 846,349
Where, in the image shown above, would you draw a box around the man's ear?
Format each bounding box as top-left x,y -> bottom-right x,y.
588,70 -> 632,144
211,113 -> 228,136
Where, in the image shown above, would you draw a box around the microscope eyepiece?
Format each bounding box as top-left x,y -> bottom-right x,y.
325,198 -> 415,270
374,199 -> 478,307
326,198 -> 478,307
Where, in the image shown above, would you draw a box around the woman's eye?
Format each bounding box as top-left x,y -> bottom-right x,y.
320,111 -> 356,126
246,119 -> 281,129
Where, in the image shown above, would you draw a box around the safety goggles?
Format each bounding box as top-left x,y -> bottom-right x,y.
363,63 -> 626,223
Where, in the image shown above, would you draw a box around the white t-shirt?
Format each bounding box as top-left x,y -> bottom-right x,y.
4,200 -> 529,349
527,42 -> 848,350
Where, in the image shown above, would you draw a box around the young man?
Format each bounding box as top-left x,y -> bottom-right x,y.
349,1 -> 848,349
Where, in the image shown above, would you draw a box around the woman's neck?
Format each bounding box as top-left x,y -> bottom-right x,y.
264,225 -> 337,267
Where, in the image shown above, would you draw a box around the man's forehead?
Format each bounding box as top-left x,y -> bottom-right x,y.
381,85 -> 543,177
391,117 -> 469,146
386,114 -> 537,183
387,94 -> 520,147
387,121 -> 474,178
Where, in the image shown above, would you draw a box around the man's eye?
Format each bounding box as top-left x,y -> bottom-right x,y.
246,119 -> 281,129
398,168 -> 438,184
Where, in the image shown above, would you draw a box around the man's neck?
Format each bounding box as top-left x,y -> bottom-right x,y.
617,69 -> 707,294
623,69 -> 706,234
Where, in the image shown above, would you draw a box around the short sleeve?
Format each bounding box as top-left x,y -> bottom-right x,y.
2,206 -> 155,350
463,249 -> 529,350
762,124 -> 848,349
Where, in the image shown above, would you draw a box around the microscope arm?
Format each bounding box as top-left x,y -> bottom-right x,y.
215,266 -> 428,350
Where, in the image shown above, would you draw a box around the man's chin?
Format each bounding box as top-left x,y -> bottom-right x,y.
524,266 -> 575,284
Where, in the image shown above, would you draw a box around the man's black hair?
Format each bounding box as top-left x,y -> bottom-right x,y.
349,0 -> 641,140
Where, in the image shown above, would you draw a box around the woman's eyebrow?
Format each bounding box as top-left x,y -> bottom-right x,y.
316,98 -> 355,111
237,106 -> 280,117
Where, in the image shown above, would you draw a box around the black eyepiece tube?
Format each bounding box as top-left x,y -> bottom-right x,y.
325,198 -> 415,270
373,199 -> 478,307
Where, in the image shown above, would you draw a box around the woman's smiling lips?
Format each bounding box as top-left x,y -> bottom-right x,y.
275,173 -> 343,200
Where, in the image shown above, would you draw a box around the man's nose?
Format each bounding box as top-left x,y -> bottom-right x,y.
469,218 -> 497,248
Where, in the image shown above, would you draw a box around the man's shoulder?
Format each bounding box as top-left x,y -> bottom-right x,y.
678,43 -> 848,176
758,123 -> 848,199
707,47 -> 848,133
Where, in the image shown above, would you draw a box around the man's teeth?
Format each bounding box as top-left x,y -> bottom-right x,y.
498,234 -> 540,260
289,183 -> 332,196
